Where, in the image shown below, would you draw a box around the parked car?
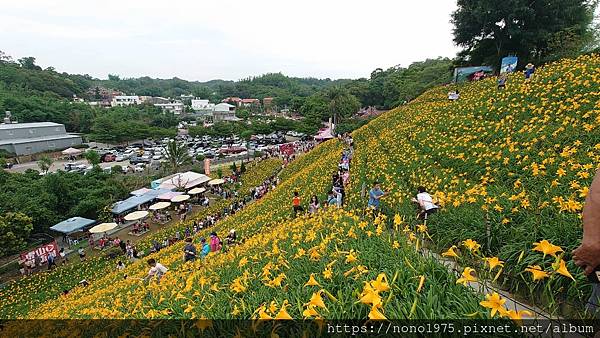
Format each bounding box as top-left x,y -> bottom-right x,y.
130,156 -> 150,165
134,163 -> 146,173
64,162 -> 83,171
102,153 -> 116,162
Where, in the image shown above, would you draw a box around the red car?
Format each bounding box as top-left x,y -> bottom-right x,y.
102,153 -> 116,162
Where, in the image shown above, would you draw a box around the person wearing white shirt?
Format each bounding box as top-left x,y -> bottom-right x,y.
145,258 -> 168,282
416,186 -> 438,219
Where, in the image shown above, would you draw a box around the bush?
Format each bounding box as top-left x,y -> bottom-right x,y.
191,164 -> 204,174
111,165 -> 123,174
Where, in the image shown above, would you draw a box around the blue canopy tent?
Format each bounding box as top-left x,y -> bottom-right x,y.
50,217 -> 96,234
112,188 -> 171,214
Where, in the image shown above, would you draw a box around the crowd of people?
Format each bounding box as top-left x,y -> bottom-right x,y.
291,134 -> 353,217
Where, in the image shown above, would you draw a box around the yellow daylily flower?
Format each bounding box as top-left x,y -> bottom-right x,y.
456,267 -> 477,286
370,273 -> 390,293
479,292 -> 506,317
323,267 -> 333,280
305,292 -> 327,309
462,239 -> 481,252
302,305 -> 320,318
483,257 -> 504,271
275,301 -> 293,320
532,240 -> 563,258
304,273 -> 321,287
553,259 -> 575,281
368,303 -> 387,320
524,265 -> 550,281
345,250 -> 358,264
441,246 -> 459,258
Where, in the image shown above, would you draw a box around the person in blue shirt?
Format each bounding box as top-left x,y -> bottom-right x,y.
368,181 -> 385,209
524,63 -> 535,80
327,191 -> 338,206
199,238 -> 211,259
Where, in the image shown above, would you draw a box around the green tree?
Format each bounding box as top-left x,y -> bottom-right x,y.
325,87 -> 361,124
0,212 -> 33,256
230,162 -> 238,173
85,150 -> 101,167
216,168 -> 223,178
452,0 -> 597,67
37,155 -> 53,174
240,161 -> 246,173
164,140 -> 191,173
17,57 -> 42,71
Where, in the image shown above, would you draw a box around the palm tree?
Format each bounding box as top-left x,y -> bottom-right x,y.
37,155 -> 53,174
164,140 -> 191,173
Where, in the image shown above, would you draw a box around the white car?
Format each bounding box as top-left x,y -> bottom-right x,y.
134,163 -> 146,173
152,154 -> 162,160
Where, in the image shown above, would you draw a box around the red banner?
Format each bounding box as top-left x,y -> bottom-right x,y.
20,241 -> 59,265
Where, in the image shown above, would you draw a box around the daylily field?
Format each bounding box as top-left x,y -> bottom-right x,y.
2,54 -> 600,328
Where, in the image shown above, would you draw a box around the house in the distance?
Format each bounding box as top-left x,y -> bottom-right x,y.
241,98 -> 260,107
111,95 -> 141,107
221,97 -> 243,107
0,121 -> 82,156
191,99 -> 215,111
213,103 -> 240,122
154,102 -> 184,115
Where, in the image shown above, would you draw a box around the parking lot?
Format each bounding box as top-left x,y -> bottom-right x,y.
6,132 -> 303,175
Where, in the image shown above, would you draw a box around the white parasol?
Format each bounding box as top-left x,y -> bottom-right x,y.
149,201 -> 171,210
171,194 -> 191,203
188,187 -> 206,195
88,222 -> 118,234
124,210 -> 149,221
208,178 -> 225,186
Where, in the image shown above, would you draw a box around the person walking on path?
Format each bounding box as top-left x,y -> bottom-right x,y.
573,169 -> 600,315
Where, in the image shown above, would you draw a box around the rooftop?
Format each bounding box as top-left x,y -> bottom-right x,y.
0,134 -> 80,146
0,122 -> 62,130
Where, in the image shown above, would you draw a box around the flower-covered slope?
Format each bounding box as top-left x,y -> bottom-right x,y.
348,54 -> 600,314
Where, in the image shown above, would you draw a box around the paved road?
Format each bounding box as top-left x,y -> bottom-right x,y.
7,159 -> 132,174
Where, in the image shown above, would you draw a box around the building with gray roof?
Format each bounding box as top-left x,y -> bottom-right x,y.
0,122 -> 82,156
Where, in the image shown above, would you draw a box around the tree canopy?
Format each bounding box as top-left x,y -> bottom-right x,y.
452,0 -> 598,67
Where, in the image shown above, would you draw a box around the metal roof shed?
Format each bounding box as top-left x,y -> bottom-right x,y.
50,217 -> 96,234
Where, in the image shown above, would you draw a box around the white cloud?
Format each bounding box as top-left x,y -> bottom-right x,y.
0,0 -> 459,81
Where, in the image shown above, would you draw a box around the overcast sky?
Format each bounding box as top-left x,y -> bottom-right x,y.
0,0 -> 459,81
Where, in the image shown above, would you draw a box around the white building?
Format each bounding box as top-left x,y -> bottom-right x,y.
154,102 -> 184,115
111,96 -> 141,107
213,103 -> 239,122
191,99 -> 214,111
